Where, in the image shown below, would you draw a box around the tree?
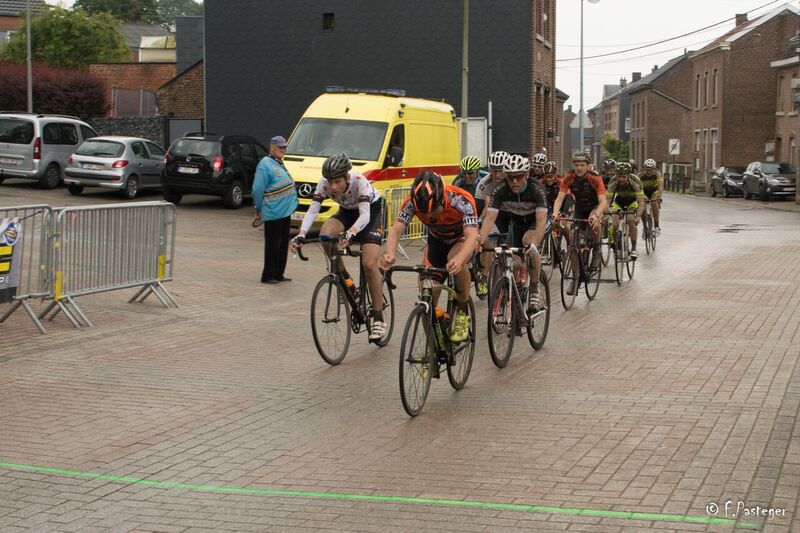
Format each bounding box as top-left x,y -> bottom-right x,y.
154,0 -> 203,26
74,0 -> 157,23
1,7 -> 130,69
602,134 -> 630,162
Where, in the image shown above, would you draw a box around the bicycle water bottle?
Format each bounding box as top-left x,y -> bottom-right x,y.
344,278 -> 359,299
434,307 -> 448,347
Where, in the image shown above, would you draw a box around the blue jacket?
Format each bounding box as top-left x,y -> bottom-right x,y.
252,155 -> 298,221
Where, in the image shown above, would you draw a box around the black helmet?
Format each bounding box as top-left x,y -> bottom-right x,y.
544,161 -> 558,175
616,161 -> 632,175
572,151 -> 591,163
411,171 -> 445,213
602,159 -> 616,170
322,152 -> 352,180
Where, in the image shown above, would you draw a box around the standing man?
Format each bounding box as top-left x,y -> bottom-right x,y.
252,135 -> 299,284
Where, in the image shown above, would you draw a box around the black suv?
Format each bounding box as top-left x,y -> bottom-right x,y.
742,161 -> 797,201
161,133 -> 268,208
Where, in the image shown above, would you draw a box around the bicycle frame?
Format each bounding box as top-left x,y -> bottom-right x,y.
487,242 -> 546,324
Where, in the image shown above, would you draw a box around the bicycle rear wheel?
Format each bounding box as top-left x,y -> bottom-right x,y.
447,298 -> 475,390
625,235 -> 636,279
399,305 -> 434,417
560,247 -> 579,310
366,276 -> 395,347
540,232 -> 556,283
584,242 -> 602,301
600,219 -> 611,267
487,276 -> 515,368
527,272 -> 550,350
310,275 -> 351,365
644,214 -> 653,255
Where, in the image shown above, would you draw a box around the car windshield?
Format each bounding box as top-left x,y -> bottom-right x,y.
0,118 -> 34,144
287,118 -> 388,161
762,163 -> 796,174
76,140 -> 125,157
171,139 -> 220,158
726,167 -> 745,176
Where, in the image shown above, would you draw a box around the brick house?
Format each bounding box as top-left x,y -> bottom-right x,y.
628,54 -> 693,170
531,0 -> 559,157
770,49 -> 799,166
157,60 -> 204,118
0,0 -> 44,45
689,3 -> 800,188
88,63 -> 176,117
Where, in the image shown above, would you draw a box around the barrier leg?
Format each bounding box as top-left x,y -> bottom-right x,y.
0,300 -> 47,334
0,300 -> 22,323
155,282 -> 179,308
128,286 -> 149,303
65,297 -> 92,327
38,300 -> 58,320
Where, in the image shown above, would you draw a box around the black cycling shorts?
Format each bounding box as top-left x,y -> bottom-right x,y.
424,235 -> 473,284
332,199 -> 384,245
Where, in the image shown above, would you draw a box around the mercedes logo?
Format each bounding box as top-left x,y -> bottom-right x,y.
298,184 -> 313,198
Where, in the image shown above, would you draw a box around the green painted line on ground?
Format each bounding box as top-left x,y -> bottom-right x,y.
0,461 -> 759,529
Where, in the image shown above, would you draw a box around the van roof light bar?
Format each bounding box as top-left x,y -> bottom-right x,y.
325,86 -> 406,97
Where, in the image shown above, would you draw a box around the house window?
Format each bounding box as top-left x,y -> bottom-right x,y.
777,76 -> 785,112
703,72 -> 709,108
323,13 -> 335,31
695,75 -> 701,110
790,137 -> 796,166
703,129 -> 708,170
712,69 -> 718,106
625,117 -> 631,133
542,0 -> 551,40
711,129 -> 718,169
775,137 -> 783,160
694,130 -> 701,170
5,30 -> 15,42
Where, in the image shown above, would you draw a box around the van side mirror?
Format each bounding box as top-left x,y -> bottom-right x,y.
385,146 -> 404,168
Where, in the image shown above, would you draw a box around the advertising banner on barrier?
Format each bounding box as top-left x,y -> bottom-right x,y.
0,217 -> 22,303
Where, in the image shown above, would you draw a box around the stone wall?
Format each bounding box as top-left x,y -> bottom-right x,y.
88,116 -> 170,150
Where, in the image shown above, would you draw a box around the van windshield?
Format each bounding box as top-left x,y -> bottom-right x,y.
287,118 -> 388,161
0,118 -> 34,144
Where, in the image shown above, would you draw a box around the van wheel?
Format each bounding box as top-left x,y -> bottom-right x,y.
163,187 -> 183,204
121,176 -> 139,199
39,164 -> 61,189
0,178 -> 5,185
67,184 -> 84,196
223,180 -> 244,209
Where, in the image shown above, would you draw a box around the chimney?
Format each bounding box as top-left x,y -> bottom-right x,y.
735,13 -> 748,26
632,72 -> 642,82
568,104 -> 573,112
652,64 -> 658,73
619,77 -> 627,87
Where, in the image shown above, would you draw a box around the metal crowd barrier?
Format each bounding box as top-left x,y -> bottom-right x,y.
38,201 -> 178,329
0,205 -> 54,334
383,187 -> 428,259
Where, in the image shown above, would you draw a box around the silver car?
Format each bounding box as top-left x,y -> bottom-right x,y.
63,136 -> 166,199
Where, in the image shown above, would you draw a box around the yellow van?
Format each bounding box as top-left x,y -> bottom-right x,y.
284,87 -> 460,227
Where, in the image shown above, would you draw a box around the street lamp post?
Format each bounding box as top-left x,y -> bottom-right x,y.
26,0 -> 32,113
461,0 -> 469,158
579,0 -> 600,153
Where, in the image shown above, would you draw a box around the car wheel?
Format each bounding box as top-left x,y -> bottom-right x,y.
759,185 -> 768,202
120,176 -> 139,199
722,185 -> 730,198
39,164 -> 61,189
743,185 -> 750,200
162,187 -> 183,204
223,180 -> 244,209
67,184 -> 84,196
710,183 -> 717,197
0,178 -> 5,185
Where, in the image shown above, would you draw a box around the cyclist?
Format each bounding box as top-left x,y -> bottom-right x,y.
541,161 -> 574,243
637,158 -> 664,234
629,159 -> 638,174
606,162 -> 645,259
380,171 -> 479,343
453,156 -> 484,200
552,151 -> 608,271
479,154 -> 549,312
600,159 -> 617,187
290,152 -> 387,340
530,152 -> 547,181
474,150 -> 510,297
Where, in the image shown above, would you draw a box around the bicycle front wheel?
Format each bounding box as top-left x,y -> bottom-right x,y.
644,215 -> 653,255
447,298 -> 475,390
614,230 -> 624,285
310,275 -> 351,366
625,235 -> 636,280
560,247 -> 579,310
366,276 -> 395,347
600,219 -> 611,267
584,246 -> 602,301
488,276 -> 515,368
527,272 -> 550,350
399,305 -> 434,417
540,232 -> 556,283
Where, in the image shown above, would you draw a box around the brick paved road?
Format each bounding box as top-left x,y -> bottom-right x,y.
1,183 -> 799,532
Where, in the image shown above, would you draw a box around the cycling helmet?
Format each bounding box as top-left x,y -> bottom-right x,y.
531,153 -> 547,166
321,152 -> 352,180
488,150 -> 509,170
616,161 -> 632,175
572,151 -> 591,163
643,158 -> 657,169
411,171 -> 445,213
504,154 -> 530,173
460,155 -> 482,173
602,159 -> 616,170
544,161 -> 558,175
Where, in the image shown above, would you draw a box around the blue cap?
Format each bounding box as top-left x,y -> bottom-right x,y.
270,135 -> 288,147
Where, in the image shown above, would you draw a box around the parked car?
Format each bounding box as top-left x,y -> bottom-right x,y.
710,166 -> 746,198
62,136 -> 166,199
0,112 -> 97,189
742,162 -> 797,201
160,133 -> 267,209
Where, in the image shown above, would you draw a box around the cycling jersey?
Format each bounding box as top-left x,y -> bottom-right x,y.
560,170 -> 606,209
488,178 -> 549,223
606,177 -> 644,209
300,171 -> 381,235
453,170 -> 485,200
398,185 -> 478,244
637,171 -> 664,197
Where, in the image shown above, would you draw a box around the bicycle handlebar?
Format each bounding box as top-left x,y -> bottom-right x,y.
385,265 -> 450,290
294,232 -> 361,262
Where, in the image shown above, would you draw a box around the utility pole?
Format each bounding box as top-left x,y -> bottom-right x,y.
26,0 -> 33,112
461,0 -> 469,158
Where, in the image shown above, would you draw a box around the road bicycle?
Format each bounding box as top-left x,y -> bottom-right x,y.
558,217 -> 602,310
484,237 -> 550,368
298,234 -> 394,365
609,209 -> 637,284
386,265 -> 476,417
642,199 -> 659,255
467,252 -> 488,300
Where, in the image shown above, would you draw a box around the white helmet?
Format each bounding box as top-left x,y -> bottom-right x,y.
531,153 -> 547,165
643,158 -> 657,169
504,154 -> 530,173
488,150 -> 509,170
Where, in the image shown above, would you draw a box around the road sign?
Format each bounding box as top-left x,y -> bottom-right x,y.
668,139 -> 680,156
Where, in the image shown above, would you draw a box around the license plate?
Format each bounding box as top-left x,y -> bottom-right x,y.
84,164 -> 104,170
178,166 -> 199,174
785,188 -> 796,192
290,212 -> 305,221
0,157 -> 18,165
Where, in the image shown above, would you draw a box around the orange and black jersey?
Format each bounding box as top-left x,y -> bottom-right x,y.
560,170 -> 606,208
398,185 -> 478,244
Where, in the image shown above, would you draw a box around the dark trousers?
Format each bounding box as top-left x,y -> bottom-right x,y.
262,216 -> 291,281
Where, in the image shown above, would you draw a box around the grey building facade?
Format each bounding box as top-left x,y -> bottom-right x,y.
204,0 -> 539,153
176,16 -> 204,75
